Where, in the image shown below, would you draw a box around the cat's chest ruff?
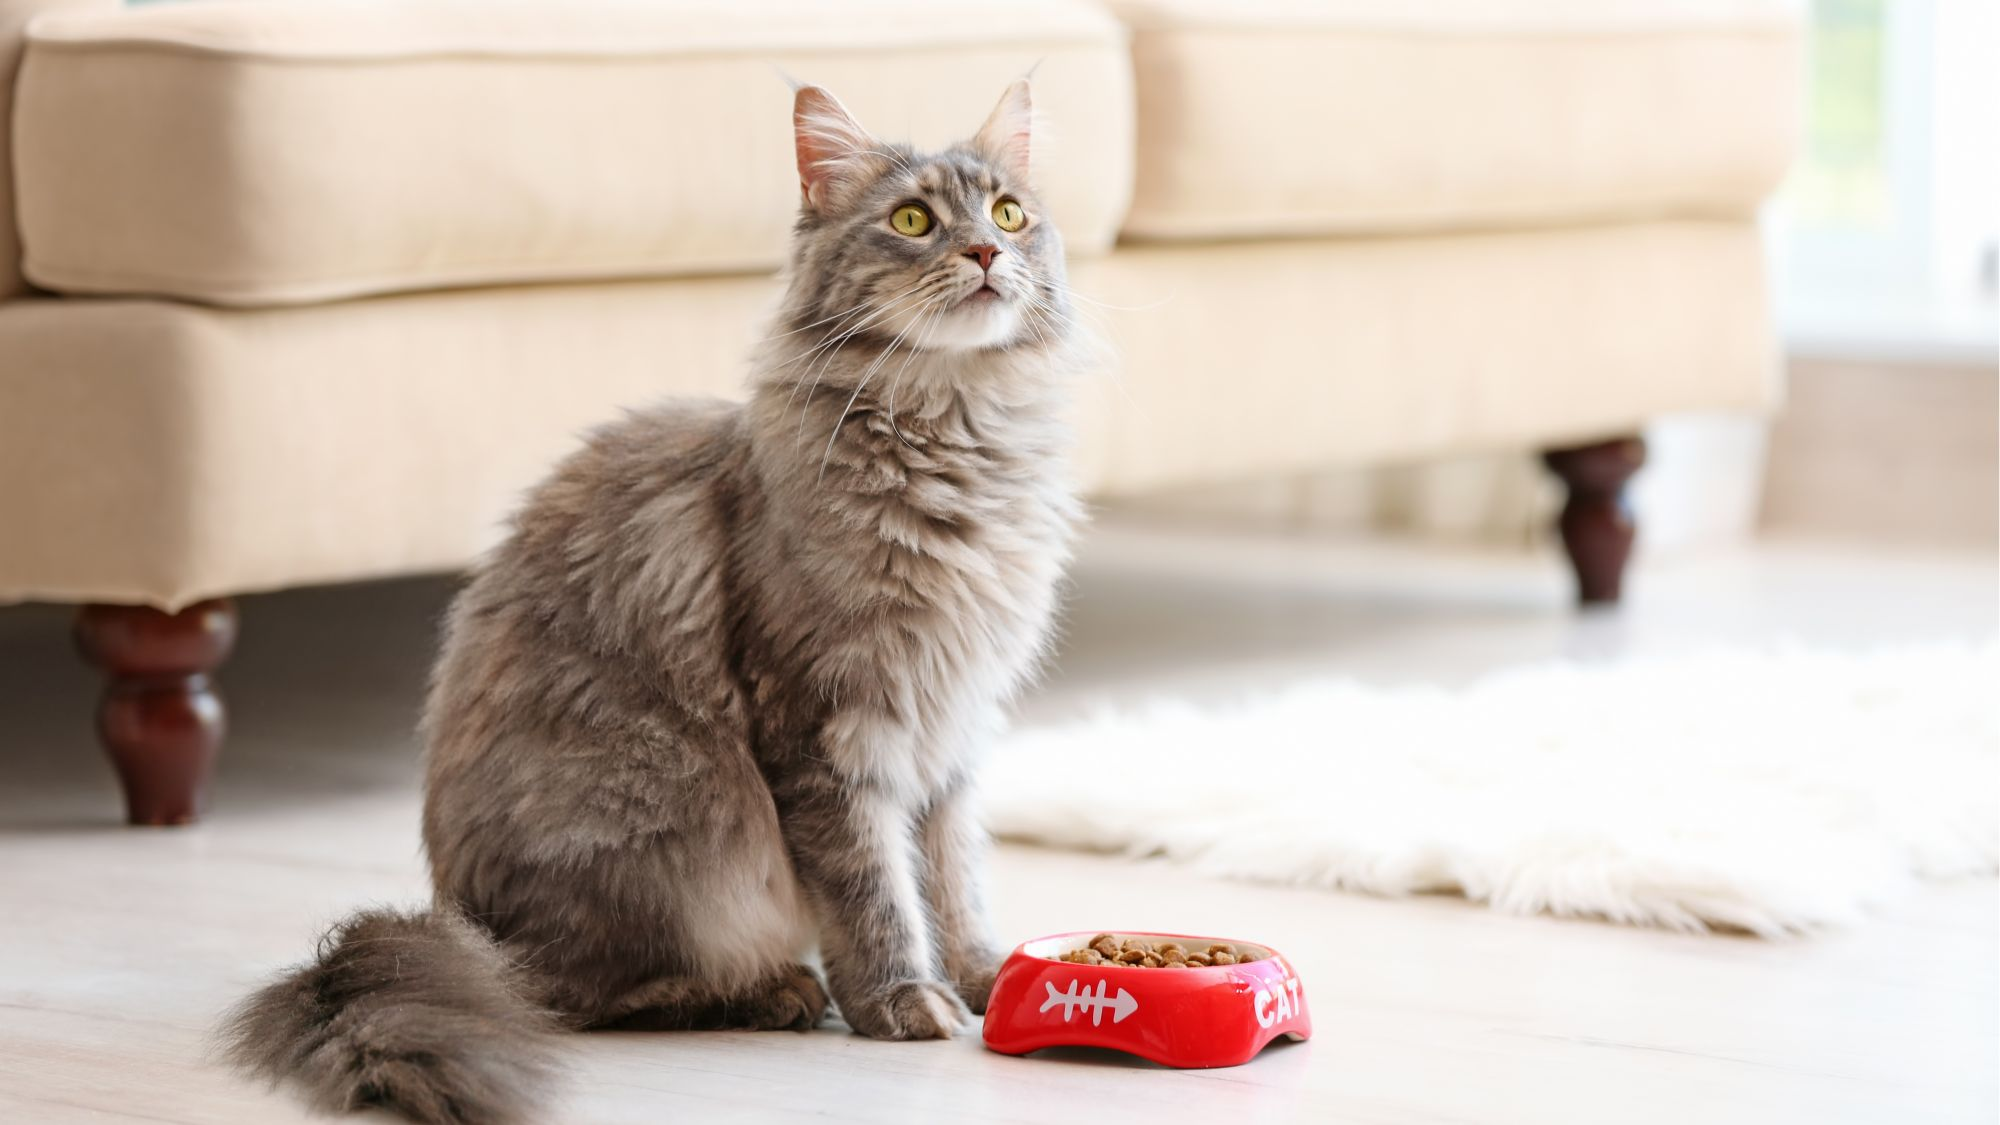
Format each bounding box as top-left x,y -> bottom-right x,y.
806,415 -> 1072,799
848,423 -> 1063,611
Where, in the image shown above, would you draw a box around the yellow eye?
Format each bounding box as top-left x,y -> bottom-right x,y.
992,198 -> 1027,232
891,204 -> 933,236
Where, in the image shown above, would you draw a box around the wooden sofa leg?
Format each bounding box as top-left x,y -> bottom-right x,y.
73,600 -> 239,826
1541,437 -> 1647,606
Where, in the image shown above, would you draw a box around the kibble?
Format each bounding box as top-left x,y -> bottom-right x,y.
1055,933 -> 1261,968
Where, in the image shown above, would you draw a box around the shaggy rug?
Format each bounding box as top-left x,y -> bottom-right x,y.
985,644 -> 1998,936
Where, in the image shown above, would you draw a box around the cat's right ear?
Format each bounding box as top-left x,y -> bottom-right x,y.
794,86 -> 878,212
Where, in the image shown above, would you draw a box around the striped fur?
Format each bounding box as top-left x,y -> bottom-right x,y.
226,82 -> 1079,1122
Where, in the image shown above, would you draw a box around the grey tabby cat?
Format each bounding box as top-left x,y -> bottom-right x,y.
224,81 -> 1080,1124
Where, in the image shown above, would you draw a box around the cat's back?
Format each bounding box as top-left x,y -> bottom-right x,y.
503,396 -> 747,576
438,396 -> 752,678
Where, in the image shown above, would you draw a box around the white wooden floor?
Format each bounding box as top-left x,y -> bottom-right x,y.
1,527 -> 1994,1124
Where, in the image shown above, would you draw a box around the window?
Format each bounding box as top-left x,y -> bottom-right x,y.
1773,0 -> 1997,358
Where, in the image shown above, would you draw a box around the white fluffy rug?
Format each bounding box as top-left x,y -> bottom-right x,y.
986,645 -> 1998,936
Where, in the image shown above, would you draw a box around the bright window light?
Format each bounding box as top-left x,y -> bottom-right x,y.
1772,0 -> 1998,360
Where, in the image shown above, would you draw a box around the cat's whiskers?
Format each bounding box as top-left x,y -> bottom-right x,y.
1009,278 -> 1068,326
1063,285 -> 1175,314
1008,267 -> 1142,411
788,279 -> 950,440
1008,281 -> 1076,351
775,280 -> 931,376
1016,302 -> 1059,355
839,289 -> 946,411
883,294 -> 955,450
757,288 -> 919,344
784,283 -> 940,432
816,292 -> 946,483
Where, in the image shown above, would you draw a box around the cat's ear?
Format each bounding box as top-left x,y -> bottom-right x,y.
974,79 -> 1033,184
794,85 -> 879,212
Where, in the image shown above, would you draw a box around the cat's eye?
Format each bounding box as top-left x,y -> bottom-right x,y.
890,204 -> 933,237
992,198 -> 1027,232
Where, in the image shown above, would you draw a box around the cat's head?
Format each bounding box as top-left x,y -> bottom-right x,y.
784,81 -> 1066,356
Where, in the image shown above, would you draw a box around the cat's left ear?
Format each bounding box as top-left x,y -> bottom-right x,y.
974,79 -> 1033,184
795,85 -> 880,212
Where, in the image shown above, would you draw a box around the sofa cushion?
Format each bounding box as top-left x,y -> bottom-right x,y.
0,1 -> 119,301
1111,0 -> 1802,240
12,0 -> 1133,306
1074,220 -> 1778,495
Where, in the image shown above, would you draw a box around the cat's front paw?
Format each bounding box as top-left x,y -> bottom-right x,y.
840,980 -> 972,1040
948,948 -> 1006,1014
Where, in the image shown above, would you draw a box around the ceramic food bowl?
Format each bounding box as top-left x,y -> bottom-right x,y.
980,931 -> 1310,1068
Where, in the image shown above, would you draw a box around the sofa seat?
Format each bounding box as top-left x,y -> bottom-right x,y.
1110,0 -> 1801,241
0,221 -> 1774,609
12,0 -> 1134,306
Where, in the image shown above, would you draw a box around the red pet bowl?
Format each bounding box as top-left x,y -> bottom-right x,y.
981,931 -> 1311,1068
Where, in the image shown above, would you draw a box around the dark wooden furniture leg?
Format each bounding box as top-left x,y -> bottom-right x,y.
1541,437 -> 1647,606
73,599 -> 239,826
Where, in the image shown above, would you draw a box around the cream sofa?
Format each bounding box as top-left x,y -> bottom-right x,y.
0,0 -> 1800,822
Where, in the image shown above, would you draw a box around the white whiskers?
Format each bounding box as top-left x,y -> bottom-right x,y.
816,292 -> 947,483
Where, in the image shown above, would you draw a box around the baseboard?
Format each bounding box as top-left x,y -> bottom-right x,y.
1760,356 -> 1999,548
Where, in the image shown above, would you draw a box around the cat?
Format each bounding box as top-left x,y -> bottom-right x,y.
223,80 -> 1081,1125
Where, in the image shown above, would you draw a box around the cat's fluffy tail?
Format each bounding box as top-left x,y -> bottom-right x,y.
222,907 -> 561,1125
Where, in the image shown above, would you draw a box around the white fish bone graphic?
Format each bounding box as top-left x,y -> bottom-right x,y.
1040,978 -> 1138,1025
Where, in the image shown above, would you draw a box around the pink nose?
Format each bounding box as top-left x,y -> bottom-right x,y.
963,244 -> 1001,272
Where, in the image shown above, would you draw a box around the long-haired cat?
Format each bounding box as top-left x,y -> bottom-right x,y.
224,80 -> 1079,1124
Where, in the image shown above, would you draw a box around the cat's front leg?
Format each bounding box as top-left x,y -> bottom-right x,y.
920,780 -> 1006,1014
781,778 -> 971,1040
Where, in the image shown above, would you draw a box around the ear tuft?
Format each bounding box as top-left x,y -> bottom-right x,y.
794,85 -> 879,211
974,79 -> 1033,184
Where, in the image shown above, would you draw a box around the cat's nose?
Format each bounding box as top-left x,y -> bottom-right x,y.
963,244 -> 1001,273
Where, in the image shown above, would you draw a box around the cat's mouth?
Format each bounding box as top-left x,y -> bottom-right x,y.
959,284 -> 1002,308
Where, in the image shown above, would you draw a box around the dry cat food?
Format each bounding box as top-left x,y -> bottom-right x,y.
1054,933 -> 1262,969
